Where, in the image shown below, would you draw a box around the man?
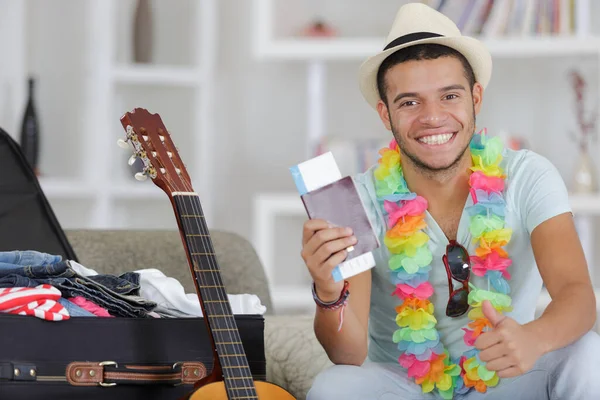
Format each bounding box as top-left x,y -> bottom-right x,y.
302,3 -> 600,400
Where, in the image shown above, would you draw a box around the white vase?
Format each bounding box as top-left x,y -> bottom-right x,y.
572,150 -> 598,194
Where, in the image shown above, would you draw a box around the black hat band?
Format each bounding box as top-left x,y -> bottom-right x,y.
383,32 -> 443,51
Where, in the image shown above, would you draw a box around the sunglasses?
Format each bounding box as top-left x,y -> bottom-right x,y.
442,240 -> 471,317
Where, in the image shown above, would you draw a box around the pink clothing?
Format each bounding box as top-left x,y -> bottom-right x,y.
68,296 -> 113,317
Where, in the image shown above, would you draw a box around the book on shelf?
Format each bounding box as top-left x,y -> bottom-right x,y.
425,0 -> 582,37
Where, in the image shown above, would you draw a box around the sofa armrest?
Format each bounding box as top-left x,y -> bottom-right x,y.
264,315 -> 333,400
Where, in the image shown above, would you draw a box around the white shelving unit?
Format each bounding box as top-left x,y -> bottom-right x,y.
112,65 -> 205,87
255,36 -> 600,60
251,0 -> 600,315
0,0 -> 217,229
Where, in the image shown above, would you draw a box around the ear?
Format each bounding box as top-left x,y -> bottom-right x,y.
376,100 -> 392,131
472,82 -> 484,115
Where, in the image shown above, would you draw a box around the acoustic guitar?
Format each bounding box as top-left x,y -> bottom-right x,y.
119,108 -> 295,400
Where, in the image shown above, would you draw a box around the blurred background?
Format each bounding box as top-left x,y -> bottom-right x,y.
1,0 -> 599,317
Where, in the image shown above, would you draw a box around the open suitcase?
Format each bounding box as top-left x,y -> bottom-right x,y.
0,125 -> 267,399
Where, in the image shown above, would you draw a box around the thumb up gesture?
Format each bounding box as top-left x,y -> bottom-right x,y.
474,300 -> 544,378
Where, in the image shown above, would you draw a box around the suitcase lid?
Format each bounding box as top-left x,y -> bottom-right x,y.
0,127 -> 77,261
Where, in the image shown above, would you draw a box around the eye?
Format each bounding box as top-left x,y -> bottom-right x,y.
400,100 -> 418,108
445,94 -> 459,100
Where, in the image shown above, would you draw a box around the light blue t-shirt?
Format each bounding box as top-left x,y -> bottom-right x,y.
353,148 -> 572,362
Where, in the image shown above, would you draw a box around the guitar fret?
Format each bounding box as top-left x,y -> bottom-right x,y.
172,192 -> 198,196
197,281 -> 223,289
171,193 -> 253,384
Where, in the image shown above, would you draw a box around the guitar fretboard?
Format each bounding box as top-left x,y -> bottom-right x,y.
174,193 -> 258,400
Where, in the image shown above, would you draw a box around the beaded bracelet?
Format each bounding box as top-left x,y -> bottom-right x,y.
312,281 -> 350,332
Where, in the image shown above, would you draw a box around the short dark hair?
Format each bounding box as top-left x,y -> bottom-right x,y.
376,44 -> 476,106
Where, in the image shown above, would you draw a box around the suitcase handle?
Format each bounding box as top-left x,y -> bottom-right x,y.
66,361 -> 206,387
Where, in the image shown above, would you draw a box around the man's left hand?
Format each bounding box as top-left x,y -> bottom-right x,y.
474,300 -> 544,378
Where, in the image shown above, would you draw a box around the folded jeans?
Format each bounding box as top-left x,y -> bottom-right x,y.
0,262 -> 155,318
0,250 -> 62,267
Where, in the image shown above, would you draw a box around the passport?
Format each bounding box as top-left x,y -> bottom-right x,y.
300,176 -> 380,265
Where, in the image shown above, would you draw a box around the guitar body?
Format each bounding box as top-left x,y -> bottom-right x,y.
189,381 -> 295,399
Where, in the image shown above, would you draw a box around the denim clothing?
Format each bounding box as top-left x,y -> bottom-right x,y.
0,274 -> 33,287
86,272 -> 140,296
57,298 -> 96,317
0,261 -> 155,318
0,251 -> 61,267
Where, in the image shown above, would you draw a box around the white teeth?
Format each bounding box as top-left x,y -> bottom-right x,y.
418,133 -> 453,145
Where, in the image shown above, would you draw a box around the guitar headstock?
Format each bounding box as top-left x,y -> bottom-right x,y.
119,108 -> 193,195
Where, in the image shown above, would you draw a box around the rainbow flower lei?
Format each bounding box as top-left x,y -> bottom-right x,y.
374,129 -> 513,398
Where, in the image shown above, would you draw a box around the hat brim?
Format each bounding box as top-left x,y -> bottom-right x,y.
358,36 -> 492,109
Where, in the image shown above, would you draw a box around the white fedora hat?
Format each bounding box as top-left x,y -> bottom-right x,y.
358,2 -> 492,109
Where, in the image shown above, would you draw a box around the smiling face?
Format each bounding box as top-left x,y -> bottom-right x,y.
376,55 -> 483,173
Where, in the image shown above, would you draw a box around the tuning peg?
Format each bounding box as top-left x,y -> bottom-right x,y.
128,154 -> 137,166
134,172 -> 147,181
117,139 -> 129,149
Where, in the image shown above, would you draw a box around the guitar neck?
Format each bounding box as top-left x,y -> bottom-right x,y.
172,193 -> 257,398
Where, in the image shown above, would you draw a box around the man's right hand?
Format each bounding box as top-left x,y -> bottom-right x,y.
301,219 -> 357,302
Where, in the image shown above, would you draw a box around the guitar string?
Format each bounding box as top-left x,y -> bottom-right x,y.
172,169 -> 256,399
176,193 -> 257,399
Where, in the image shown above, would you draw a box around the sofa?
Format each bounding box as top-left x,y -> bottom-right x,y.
65,229 -> 331,400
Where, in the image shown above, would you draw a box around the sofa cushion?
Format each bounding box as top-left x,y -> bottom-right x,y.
65,229 -> 273,312
265,315 -> 332,399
